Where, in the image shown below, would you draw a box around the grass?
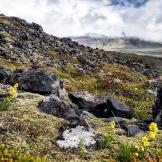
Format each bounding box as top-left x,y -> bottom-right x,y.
0,57 -> 26,70
0,16 -> 27,29
52,68 -> 76,82
47,51 -> 80,65
0,77 -> 160,162
0,31 -> 16,41
57,63 -> 153,119
0,57 -> 159,161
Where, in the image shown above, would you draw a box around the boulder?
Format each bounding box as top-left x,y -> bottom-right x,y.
107,97 -> 133,119
121,125 -> 144,137
10,70 -> 60,95
152,88 -> 162,127
39,95 -> 81,126
69,92 -> 109,117
0,67 -> 11,83
69,92 -> 133,119
103,117 -> 124,123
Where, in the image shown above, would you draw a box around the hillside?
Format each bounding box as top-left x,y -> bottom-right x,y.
72,33 -> 162,58
0,15 -> 162,162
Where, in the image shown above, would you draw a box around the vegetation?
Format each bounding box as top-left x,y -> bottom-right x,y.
0,47 -> 159,161
100,121 -> 116,149
117,122 -> 162,162
0,144 -> 48,162
0,83 -> 18,110
78,138 -> 87,157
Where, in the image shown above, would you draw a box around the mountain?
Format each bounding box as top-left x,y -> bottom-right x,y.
0,15 -> 162,162
110,0 -> 148,8
72,33 -> 162,57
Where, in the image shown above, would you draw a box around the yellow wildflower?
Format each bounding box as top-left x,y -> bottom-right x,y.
134,153 -> 139,157
140,146 -> 145,152
149,122 -> 158,133
148,131 -> 156,141
135,145 -> 140,151
9,83 -> 18,99
142,136 -> 148,143
110,121 -> 115,129
142,136 -> 150,147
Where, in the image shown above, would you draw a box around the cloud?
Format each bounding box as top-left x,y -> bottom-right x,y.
0,0 -> 162,42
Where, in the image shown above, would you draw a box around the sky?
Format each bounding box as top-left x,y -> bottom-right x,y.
0,0 -> 162,42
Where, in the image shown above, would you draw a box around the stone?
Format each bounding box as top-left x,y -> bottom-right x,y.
10,70 -> 60,95
39,95 -> 81,126
103,117 -> 124,123
0,67 -> 11,83
69,92 -> 133,119
107,97 -> 133,119
152,88 -> 162,127
69,91 -> 107,111
121,125 -> 144,137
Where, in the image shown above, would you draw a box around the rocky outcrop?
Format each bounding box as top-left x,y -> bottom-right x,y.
152,88 -> 162,127
10,70 -> 60,95
0,15 -> 162,78
0,67 -> 11,83
39,95 -> 81,126
69,92 -> 133,119
107,97 -> 133,119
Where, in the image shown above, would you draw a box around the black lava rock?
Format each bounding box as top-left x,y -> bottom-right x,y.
10,70 -> 60,95
152,88 -> 162,127
107,97 -> 133,119
69,92 -> 133,119
121,125 -> 144,137
39,95 -> 81,126
0,67 -> 11,83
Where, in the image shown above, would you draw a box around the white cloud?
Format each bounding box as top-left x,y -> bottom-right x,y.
0,0 -> 162,42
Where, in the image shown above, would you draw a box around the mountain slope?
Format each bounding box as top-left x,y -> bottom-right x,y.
0,15 -> 162,162
72,33 -> 162,58
1,16 -> 162,78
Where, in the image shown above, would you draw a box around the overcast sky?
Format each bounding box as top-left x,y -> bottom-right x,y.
0,0 -> 162,42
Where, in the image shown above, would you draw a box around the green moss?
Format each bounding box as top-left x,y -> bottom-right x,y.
61,63 -> 153,120
0,57 -> 26,70
0,144 -> 49,162
0,16 -> 27,29
64,64 -> 79,75
47,51 -> 80,65
52,69 -> 76,82
0,31 -> 16,41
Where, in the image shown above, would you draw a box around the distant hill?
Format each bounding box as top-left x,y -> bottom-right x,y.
72,33 -> 162,57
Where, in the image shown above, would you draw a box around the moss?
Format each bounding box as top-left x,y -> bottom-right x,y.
60,63 -> 154,120
47,51 -> 80,65
0,57 -> 26,70
64,64 -> 79,75
47,51 -> 60,57
116,95 -> 154,120
0,86 -> 161,161
0,91 -> 66,160
0,31 -> 16,41
0,16 -> 27,29
52,68 -> 76,82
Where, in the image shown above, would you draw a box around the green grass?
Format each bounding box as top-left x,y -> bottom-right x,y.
0,31 -> 16,41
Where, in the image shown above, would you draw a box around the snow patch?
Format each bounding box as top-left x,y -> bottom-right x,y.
57,125 -> 96,149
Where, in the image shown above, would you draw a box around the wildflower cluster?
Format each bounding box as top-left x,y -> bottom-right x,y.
0,144 -> 48,162
0,83 -> 18,110
117,122 -> 159,162
132,122 -> 159,159
8,83 -> 18,99
100,121 -> 116,149
142,122 -> 158,148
